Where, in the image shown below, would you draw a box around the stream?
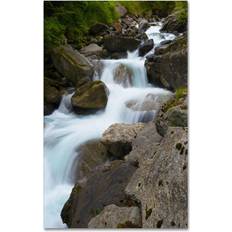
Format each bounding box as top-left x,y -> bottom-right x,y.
44,22 -> 175,228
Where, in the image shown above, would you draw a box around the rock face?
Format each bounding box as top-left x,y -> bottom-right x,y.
126,127 -> 188,228
113,64 -> 132,87
103,36 -> 141,52
88,204 -> 141,228
138,19 -> 149,34
71,80 -> 108,115
115,4 -> 127,17
61,160 -> 137,228
101,123 -> 145,159
161,10 -> 187,34
80,43 -> 103,57
51,45 -> 93,86
145,35 -> 187,91
71,140 -> 109,182
89,23 -> 109,35
138,39 -> 154,57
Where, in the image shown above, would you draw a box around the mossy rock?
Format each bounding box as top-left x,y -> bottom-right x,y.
71,80 -> 108,115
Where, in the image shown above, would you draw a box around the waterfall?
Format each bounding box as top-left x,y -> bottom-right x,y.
44,23 -> 175,228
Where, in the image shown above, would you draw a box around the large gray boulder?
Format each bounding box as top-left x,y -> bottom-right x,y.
103,36 -> 141,52
88,204 -> 141,228
145,35 -> 187,91
71,80 -> 108,115
61,160 -> 137,228
51,45 -> 93,86
101,123 -> 145,158
126,127 -> 188,228
138,39 -> 154,57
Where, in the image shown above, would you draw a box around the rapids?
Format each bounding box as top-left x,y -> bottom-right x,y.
44,23 -> 175,228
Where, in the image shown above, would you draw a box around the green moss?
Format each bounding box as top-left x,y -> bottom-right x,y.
163,87 -> 187,112
173,1 -> 188,24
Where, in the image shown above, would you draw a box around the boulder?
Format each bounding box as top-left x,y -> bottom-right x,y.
161,10 -> 188,34
145,35 -> 187,91
89,23 -> 109,35
88,204 -> 141,228
103,36 -> 141,52
115,4 -> 127,17
44,78 -> 62,115
113,64 -> 133,87
126,127 -> 188,228
80,43 -> 103,57
101,123 -> 145,159
71,80 -> 108,115
61,160 -> 137,228
51,45 -> 93,86
138,39 -> 154,57
138,19 -> 149,34
71,139 -> 109,182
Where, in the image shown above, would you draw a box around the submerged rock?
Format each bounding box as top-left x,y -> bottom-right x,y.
126,127 -> 188,228
145,34 -> 187,91
61,160 -> 137,228
138,39 -> 154,57
88,204 -> 141,228
113,63 -> 132,87
71,80 -> 108,115
51,45 -> 93,86
101,123 -> 145,159
103,36 -> 141,52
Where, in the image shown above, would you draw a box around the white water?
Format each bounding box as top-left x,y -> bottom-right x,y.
44,23 -> 175,228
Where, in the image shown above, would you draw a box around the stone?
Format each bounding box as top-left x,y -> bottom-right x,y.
125,127 -> 188,228
138,19 -> 149,33
51,45 -> 93,86
113,63 -> 133,87
103,36 -> 141,52
101,123 -> 145,158
138,39 -> 154,57
88,204 -> 141,228
80,43 -> 103,57
89,23 -> 109,35
161,10 -> 187,34
145,35 -> 187,91
71,139 -> 109,182
61,160 -> 137,228
71,80 -> 108,115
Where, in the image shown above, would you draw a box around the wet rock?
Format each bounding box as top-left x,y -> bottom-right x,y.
138,39 -> 154,57
101,123 -> 145,159
138,19 -> 149,33
71,80 -> 108,115
113,64 -> 132,87
145,35 -> 187,91
71,139 -> 109,182
89,23 -> 109,35
103,36 -> 141,53
51,45 -> 93,86
80,43 -> 103,57
88,204 -> 141,228
126,127 -> 188,228
61,160 -> 137,228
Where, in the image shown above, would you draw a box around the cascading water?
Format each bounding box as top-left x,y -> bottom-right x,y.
44,23 -> 175,228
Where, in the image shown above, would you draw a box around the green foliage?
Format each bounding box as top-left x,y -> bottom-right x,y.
44,1 -> 119,49
174,1 -> 188,23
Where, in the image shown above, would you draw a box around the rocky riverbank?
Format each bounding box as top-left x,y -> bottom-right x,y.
44,1 -> 188,229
